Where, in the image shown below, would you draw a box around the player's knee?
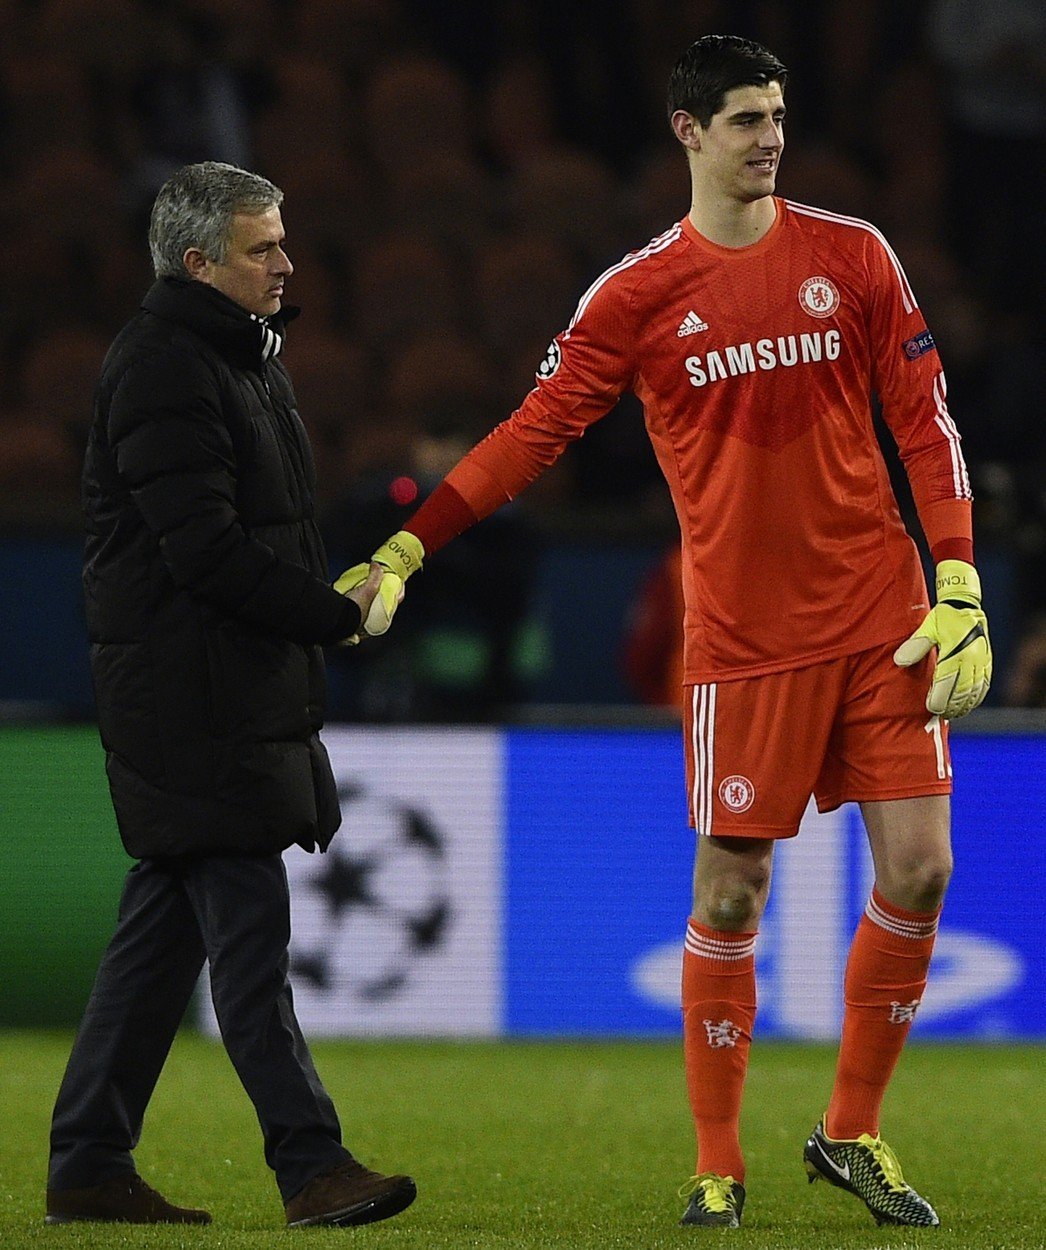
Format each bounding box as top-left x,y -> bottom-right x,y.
699,877 -> 768,931
891,854 -> 953,911
709,896 -> 757,930
912,859 -> 952,910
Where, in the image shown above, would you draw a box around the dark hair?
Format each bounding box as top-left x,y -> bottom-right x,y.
667,35 -> 787,128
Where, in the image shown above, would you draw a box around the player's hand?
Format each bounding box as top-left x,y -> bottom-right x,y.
333,532 -> 423,645
893,559 -> 991,719
333,562 -> 402,645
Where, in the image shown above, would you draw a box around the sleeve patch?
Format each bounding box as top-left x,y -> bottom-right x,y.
902,329 -> 936,360
536,339 -> 562,381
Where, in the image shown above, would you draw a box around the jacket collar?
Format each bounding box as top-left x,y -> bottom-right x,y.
141,277 -> 299,371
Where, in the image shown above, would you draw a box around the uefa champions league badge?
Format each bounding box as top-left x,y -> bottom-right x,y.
798,276 -> 840,318
902,329 -> 936,359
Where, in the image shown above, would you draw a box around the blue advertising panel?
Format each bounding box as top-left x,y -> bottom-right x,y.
504,729 -> 1044,1039
926,736 -> 1043,1037
504,729 -> 692,1034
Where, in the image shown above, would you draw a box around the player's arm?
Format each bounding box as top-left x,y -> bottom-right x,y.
866,235 -> 991,717
343,277 -> 638,630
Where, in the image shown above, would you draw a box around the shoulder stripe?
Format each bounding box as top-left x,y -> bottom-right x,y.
784,199 -> 916,315
567,224 -> 684,333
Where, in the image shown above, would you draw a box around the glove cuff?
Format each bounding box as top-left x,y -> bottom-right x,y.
935,559 -> 980,607
373,530 -> 424,580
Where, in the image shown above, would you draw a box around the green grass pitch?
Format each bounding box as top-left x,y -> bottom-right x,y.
1,1032 -> 1042,1249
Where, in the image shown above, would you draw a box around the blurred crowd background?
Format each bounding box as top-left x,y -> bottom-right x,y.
0,0 -> 1044,718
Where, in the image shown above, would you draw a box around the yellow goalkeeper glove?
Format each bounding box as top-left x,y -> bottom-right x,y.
893,559 -> 992,719
334,565 -> 404,639
370,530 -> 424,581
333,531 -> 424,641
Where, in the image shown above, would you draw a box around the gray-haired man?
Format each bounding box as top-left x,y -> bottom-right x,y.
46,162 -> 416,1229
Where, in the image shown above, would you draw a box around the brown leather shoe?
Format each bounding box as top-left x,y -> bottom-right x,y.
45,1173 -> 212,1224
285,1159 -> 416,1228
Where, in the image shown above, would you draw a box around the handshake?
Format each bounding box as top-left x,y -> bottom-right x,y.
333,531 -> 424,645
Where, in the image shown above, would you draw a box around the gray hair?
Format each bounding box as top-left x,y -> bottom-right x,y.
148,161 -> 283,279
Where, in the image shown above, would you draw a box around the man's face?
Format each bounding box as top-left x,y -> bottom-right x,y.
695,82 -> 785,202
192,206 -> 292,318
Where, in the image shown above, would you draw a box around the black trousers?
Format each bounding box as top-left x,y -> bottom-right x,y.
48,852 -> 351,1202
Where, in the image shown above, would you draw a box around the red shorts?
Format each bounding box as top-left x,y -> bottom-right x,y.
683,640 -> 952,839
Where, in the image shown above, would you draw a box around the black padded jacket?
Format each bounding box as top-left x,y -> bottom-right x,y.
82,277 -> 360,857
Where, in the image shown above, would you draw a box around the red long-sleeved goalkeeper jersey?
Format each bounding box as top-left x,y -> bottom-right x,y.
410,199 -> 973,683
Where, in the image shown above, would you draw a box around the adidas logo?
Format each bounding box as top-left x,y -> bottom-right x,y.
677,310 -> 708,336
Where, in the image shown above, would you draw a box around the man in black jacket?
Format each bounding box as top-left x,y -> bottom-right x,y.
46,162 -> 417,1229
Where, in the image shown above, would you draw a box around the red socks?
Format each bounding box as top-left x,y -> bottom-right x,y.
681,919 -> 758,1181
825,887 -> 940,1140
681,890 -> 939,1175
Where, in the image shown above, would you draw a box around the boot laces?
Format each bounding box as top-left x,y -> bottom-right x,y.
859,1134 -> 908,1192
678,1172 -> 737,1212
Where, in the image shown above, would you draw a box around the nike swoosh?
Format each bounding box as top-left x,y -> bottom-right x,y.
816,1141 -> 850,1182
941,622 -> 986,660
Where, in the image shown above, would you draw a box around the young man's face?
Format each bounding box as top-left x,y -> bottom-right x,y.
695,82 -> 785,203
191,205 -> 293,318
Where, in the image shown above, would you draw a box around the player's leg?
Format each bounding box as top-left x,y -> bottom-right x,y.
861,793 -> 953,912
805,642 -> 949,1226
824,793 -> 950,1141
804,796 -> 947,1226
682,832 -> 773,1224
679,672 -> 837,1226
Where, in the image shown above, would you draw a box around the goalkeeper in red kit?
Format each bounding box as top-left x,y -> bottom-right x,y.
341,35 -> 991,1230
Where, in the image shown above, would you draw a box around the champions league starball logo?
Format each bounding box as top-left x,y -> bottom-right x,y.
291,782 -> 452,1003
536,338 -> 562,380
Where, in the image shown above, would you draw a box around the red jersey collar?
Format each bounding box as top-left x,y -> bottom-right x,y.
681,197 -> 784,259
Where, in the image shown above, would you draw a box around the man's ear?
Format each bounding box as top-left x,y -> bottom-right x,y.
183,247 -> 211,280
670,109 -> 702,152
